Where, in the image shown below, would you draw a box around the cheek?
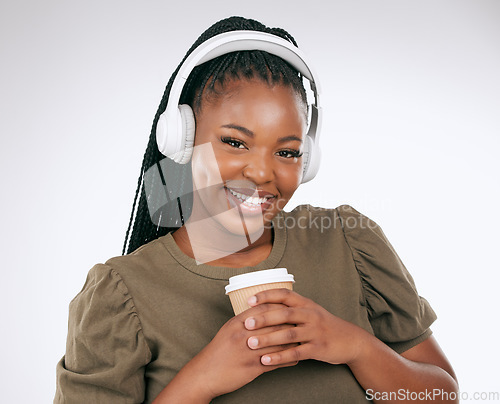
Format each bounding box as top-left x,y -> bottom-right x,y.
280,162 -> 303,187
215,158 -> 246,181
191,143 -> 224,188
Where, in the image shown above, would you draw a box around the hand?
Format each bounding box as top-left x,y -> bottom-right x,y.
180,303 -> 299,401
244,289 -> 370,367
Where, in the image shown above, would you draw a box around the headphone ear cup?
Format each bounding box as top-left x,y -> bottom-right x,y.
156,111 -> 169,156
301,135 -> 311,181
174,104 -> 195,164
301,135 -> 321,183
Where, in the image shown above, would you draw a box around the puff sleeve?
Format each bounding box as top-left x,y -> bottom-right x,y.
54,264 -> 152,403
337,205 -> 437,353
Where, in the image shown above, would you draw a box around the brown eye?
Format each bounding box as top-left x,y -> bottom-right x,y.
221,136 -> 247,149
277,149 -> 303,158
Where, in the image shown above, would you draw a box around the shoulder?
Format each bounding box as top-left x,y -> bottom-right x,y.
104,234 -> 173,280
69,263 -> 136,318
334,204 -> 381,233
280,203 -> 338,224
332,205 -> 400,259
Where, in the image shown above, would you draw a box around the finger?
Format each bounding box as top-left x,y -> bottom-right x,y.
244,306 -> 305,330
260,345 -> 309,366
248,288 -> 306,308
236,302 -> 287,320
247,326 -> 306,350
248,323 -> 297,336
261,360 -> 299,372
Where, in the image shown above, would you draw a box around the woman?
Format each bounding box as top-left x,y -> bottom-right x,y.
55,16 -> 458,403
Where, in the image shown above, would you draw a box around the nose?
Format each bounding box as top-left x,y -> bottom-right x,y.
242,152 -> 275,184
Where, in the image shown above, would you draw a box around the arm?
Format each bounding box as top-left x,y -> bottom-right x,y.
55,265 -> 152,403
351,334 -> 458,403
244,289 -> 458,403
152,303 -> 299,403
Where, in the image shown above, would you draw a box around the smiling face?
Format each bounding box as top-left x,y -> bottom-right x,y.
189,77 -> 307,239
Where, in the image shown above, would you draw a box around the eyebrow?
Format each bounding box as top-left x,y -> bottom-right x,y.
221,124 -> 303,143
221,124 -> 254,138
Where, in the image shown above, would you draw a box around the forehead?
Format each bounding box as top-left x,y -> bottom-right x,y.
194,78 -> 307,140
198,78 -> 307,117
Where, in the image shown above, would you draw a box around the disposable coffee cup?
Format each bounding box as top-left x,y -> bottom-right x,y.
225,268 -> 295,315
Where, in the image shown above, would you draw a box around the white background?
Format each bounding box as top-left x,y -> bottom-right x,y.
1,0 -> 499,402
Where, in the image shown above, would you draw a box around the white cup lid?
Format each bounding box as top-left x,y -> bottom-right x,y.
225,268 -> 294,294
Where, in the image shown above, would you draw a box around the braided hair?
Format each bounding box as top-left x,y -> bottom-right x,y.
122,16 -> 308,255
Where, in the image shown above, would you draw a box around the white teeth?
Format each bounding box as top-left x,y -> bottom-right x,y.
227,188 -> 271,206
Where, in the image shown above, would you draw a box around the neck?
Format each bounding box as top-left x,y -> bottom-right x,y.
171,189 -> 277,267
172,211 -> 275,268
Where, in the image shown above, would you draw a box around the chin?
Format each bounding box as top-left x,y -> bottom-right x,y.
214,208 -> 266,241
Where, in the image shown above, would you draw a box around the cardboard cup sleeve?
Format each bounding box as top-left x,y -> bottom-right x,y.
225,268 -> 294,315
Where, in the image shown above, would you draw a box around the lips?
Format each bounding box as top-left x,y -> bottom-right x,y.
228,187 -> 275,198
224,186 -> 275,213
225,186 -> 276,198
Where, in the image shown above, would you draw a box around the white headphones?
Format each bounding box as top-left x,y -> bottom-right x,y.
156,30 -> 322,183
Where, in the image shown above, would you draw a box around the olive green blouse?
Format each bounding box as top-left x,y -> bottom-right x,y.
55,205 -> 436,403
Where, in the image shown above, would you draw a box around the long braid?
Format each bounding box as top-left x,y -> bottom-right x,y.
122,16 -> 308,255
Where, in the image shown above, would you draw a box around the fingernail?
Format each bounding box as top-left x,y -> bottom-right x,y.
245,317 -> 256,329
248,337 -> 259,348
261,355 -> 271,365
248,296 -> 257,306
